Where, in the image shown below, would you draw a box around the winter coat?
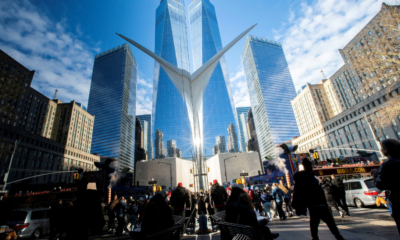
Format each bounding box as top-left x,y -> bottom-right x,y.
292,170 -> 327,215
170,186 -> 190,210
205,194 -> 214,215
271,187 -> 284,202
320,180 -> 338,208
225,201 -> 263,240
375,155 -> 400,201
114,200 -> 128,218
260,193 -> 273,203
198,200 -> 207,215
331,177 -> 345,195
210,183 -> 228,207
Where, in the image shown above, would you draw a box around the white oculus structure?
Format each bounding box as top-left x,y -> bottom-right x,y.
116,24 -> 256,190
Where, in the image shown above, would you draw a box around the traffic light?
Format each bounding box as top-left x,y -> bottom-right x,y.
313,152 -> 320,160
279,144 -> 298,155
73,173 -> 80,180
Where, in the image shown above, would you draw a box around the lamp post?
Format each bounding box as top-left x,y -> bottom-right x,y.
158,162 -> 172,189
348,107 -> 383,157
1,136 -> 24,200
223,156 -> 237,184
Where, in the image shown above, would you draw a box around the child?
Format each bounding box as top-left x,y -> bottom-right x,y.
196,196 -> 212,234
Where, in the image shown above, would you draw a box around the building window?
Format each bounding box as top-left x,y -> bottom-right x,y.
359,131 -> 364,138
363,142 -> 368,149
369,141 -> 374,147
344,149 -> 348,154
339,149 -> 344,155
355,144 -> 359,149
397,131 -> 400,139
351,134 -> 356,140
392,119 -> 397,126
347,135 -> 351,141
364,129 -> 369,136
385,135 -> 390,139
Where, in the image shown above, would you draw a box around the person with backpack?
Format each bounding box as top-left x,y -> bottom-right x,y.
128,201 -> 139,231
170,182 -> 191,216
210,180 -> 228,213
260,189 -> 273,218
331,175 -> 350,216
271,183 -> 286,220
292,158 -> 344,240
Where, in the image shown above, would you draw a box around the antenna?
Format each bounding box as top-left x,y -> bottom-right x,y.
53,89 -> 58,99
320,70 -> 327,79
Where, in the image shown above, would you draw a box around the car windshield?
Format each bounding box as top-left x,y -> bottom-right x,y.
364,179 -> 375,189
9,211 -> 28,222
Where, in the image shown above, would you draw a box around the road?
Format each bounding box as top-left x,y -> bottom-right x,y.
35,206 -> 398,240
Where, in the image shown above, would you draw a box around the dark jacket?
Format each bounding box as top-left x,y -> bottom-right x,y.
225,201 -> 263,240
292,170 -> 327,215
114,200 -> 128,218
210,183 -> 228,207
375,155 -> 400,201
198,200 -> 207,215
205,194 -> 214,215
271,187 -> 284,202
140,204 -> 174,239
170,186 -> 190,210
260,192 -> 273,204
320,180 -> 337,208
331,177 -> 345,195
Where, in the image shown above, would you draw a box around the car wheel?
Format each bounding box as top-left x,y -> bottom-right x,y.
354,198 -> 364,208
32,228 -> 42,239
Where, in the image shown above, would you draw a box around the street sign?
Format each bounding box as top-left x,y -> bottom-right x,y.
240,173 -> 248,176
0,190 -> 8,194
148,181 -> 157,185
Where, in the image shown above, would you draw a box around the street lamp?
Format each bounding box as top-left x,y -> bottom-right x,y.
1,136 -> 24,199
348,107 -> 383,157
158,162 -> 172,189
223,156 -> 237,184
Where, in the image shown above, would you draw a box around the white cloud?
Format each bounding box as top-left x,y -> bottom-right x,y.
0,0 -> 96,106
136,76 -> 153,115
275,0 -> 390,91
229,65 -> 251,107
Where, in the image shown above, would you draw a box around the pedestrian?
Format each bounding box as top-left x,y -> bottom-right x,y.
140,194 -> 175,239
115,197 -> 128,235
108,195 -> 118,234
163,190 -> 169,199
279,180 -> 294,217
331,175 -> 350,216
225,187 -> 279,240
210,179 -> 228,213
260,189 -> 273,218
292,158 -> 344,240
128,201 -> 139,231
196,196 -> 212,234
170,182 -> 191,216
49,199 -> 65,240
205,191 -> 214,215
271,183 -> 286,220
372,139 -> 400,235
320,178 -> 345,218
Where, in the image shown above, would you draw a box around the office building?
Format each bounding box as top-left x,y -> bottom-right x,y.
154,129 -> 167,159
226,123 -> 239,153
134,117 -> 146,162
246,108 -> 260,153
188,0 -> 240,155
236,107 -> 250,152
212,135 -> 226,155
152,0 -> 192,159
87,43 -> 137,170
0,50 -> 99,186
242,35 -> 300,159
137,114 -> 152,160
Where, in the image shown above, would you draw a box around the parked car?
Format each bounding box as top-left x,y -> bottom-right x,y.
344,177 -> 381,208
7,208 -> 50,239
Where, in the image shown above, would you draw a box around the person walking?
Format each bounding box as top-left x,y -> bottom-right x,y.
279,180 -> 294,217
210,180 -> 228,213
128,201 -> 139,231
260,189 -> 273,218
196,196 -> 212,234
271,183 -> 286,220
320,178 -> 345,218
115,197 -> 128,235
372,139 -> 400,235
331,175 -> 350,216
170,182 -> 191,216
49,199 -> 65,240
292,158 -> 344,240
205,191 -> 214,215
108,196 -> 118,234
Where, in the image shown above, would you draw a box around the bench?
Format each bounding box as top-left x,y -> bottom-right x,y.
144,225 -> 183,240
210,211 -> 226,230
216,221 -> 257,240
232,234 -> 251,240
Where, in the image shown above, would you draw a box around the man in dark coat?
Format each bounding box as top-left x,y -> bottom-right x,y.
331,174 -> 350,216
292,158 -> 344,240
373,139 -> 400,235
210,179 -> 228,213
170,182 -> 190,216
114,197 -> 128,235
320,178 -> 345,218
49,199 -> 65,240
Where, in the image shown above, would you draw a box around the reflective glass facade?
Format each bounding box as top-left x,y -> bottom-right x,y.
236,107 -> 250,152
241,35 -> 299,159
188,0 -> 240,154
137,114 -> 152,160
153,0 -> 193,158
88,43 -> 137,170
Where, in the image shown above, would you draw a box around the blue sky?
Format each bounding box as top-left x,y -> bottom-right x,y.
0,0 -> 389,115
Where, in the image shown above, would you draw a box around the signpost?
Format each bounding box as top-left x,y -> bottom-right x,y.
148,181 -> 157,185
240,173 -> 248,176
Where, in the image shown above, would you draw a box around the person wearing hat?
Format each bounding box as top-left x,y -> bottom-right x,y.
210,179 -> 228,213
170,182 -> 191,216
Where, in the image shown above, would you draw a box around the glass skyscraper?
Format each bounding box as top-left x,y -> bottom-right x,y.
152,0 -> 193,159
188,0 -> 240,154
242,35 -> 299,159
137,114 -> 152,160
88,43 -> 137,170
236,107 -> 250,152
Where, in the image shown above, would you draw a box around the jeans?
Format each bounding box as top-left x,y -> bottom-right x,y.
263,202 -> 272,218
116,216 -> 125,235
129,215 -> 138,231
275,201 -> 285,219
308,206 -> 343,240
198,215 -> 208,231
